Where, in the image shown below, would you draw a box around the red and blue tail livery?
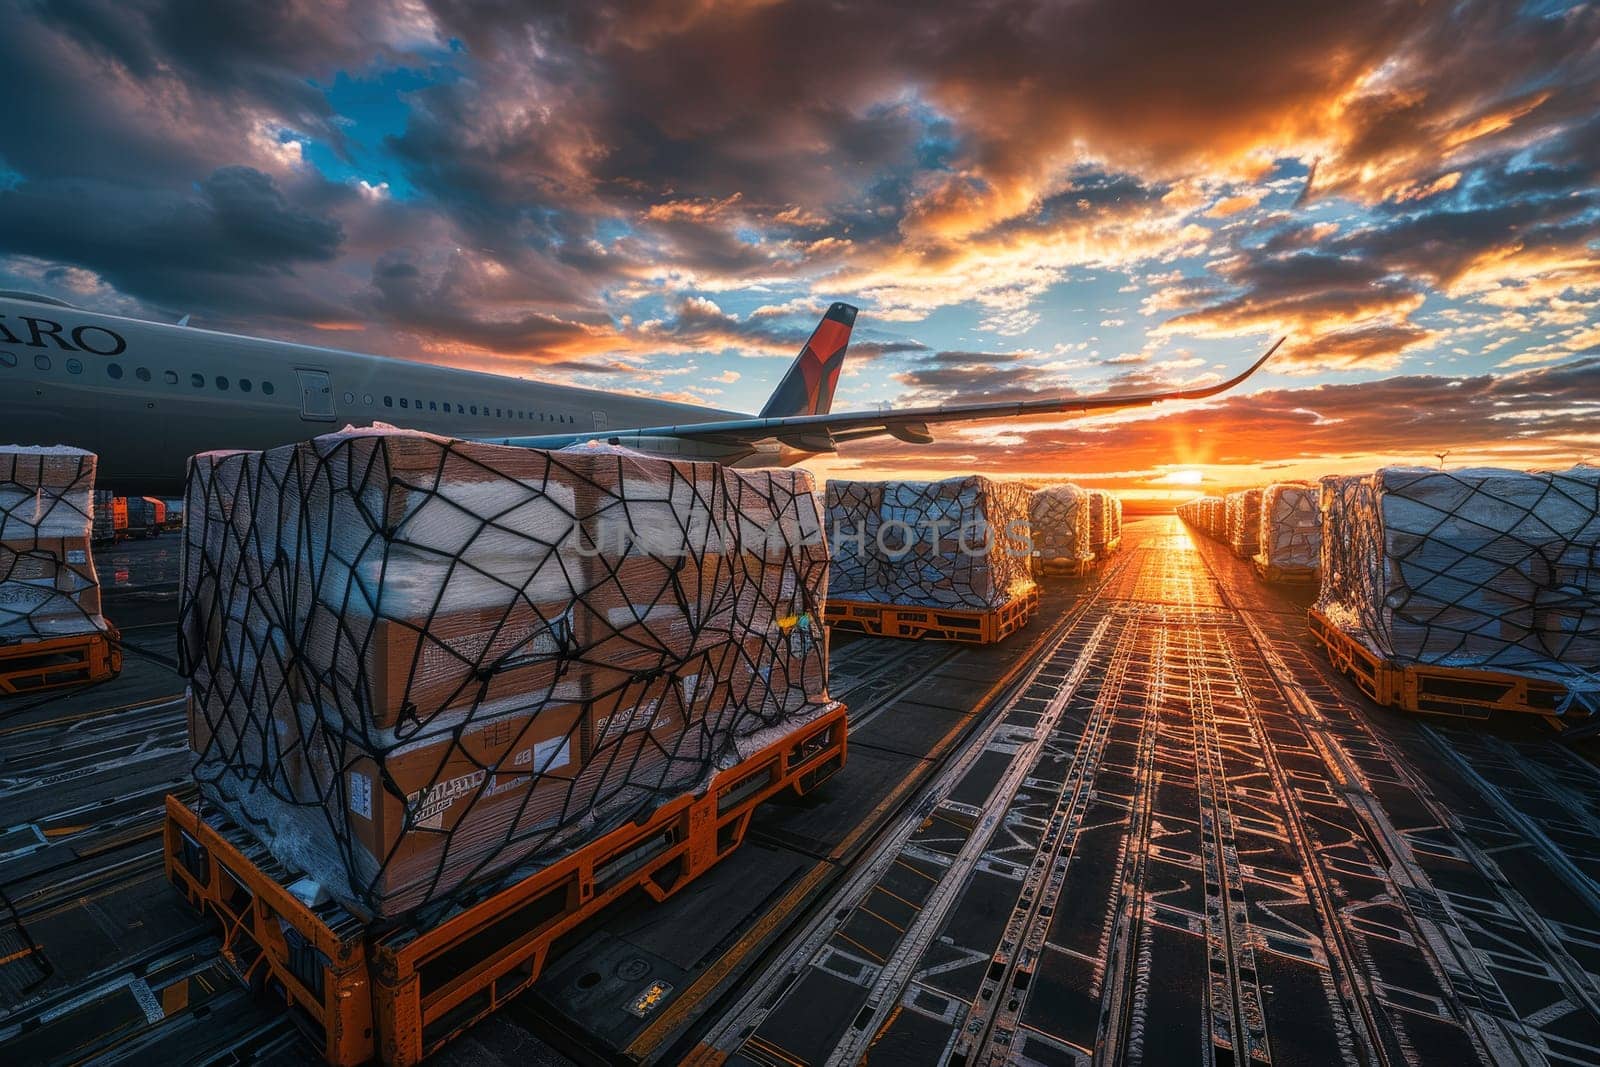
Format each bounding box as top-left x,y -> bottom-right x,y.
759,302 -> 857,418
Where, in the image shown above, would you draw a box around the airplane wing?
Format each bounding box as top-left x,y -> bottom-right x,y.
486,337 -> 1283,454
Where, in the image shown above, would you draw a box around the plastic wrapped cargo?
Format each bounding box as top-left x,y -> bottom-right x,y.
824,481 -> 881,596
1029,484 -> 1093,567
0,446 -> 107,639
1316,466 -> 1600,701
1086,489 -> 1115,556
1112,496 -> 1123,541
1255,483 -> 1320,573
826,475 -> 1034,609
1226,488 -> 1262,557
180,428 -> 833,918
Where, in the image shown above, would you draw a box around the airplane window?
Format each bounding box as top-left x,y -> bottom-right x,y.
136,367 -> 151,381
66,358 -> 83,374
539,412 -> 545,421
415,398 -> 423,409
343,390 -> 354,404
35,354 -> 51,370
239,378 -> 252,393
107,363 -> 123,379
400,398 -> 409,409
384,396 -> 393,407
364,394 -> 373,405
0,351 -> 14,368
216,376 -> 229,390
470,405 -> 478,415
164,370 -> 178,384
428,401 -> 437,411
191,373 -> 204,388
457,403 -> 464,413
261,381 -> 275,395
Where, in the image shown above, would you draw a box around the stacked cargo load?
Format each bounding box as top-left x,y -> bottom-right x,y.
1226,488 -> 1262,558
824,476 -> 1036,642
180,428 -> 834,918
824,480 -> 881,597
1029,484 -> 1093,573
826,475 -> 1034,609
1,446 -> 108,640
1316,466 -> 1599,711
1204,496 -> 1225,540
1112,496 -> 1123,543
1255,483 -> 1320,580
1086,489 -> 1117,557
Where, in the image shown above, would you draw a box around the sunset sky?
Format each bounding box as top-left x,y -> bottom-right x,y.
2,1 -> 1597,501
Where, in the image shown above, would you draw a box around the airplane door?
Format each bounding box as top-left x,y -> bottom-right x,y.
295,368 -> 336,421
592,410 -> 606,430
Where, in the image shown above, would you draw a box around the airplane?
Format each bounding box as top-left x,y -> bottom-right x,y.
0,290 -> 1281,495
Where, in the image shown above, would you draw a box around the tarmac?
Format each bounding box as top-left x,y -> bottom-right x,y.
2,516 -> 1599,1065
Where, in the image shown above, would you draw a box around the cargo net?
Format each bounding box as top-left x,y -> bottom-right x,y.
1030,484 -> 1093,565
1255,483 -> 1320,571
825,476 -> 1035,610
179,429 -> 832,920
1086,490 -> 1113,553
1317,466 -> 1600,713
0,446 -> 107,642
1179,496 -> 1226,542
1226,488 -> 1262,556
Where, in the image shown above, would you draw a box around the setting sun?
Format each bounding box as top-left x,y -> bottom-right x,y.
1162,469 -> 1205,486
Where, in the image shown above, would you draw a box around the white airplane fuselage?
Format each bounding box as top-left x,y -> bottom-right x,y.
0,295 -> 760,494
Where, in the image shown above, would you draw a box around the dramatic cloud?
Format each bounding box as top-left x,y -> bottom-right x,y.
1,0 -> 1596,488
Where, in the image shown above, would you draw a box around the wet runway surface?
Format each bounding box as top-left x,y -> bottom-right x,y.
3,520 -> 1599,1065
699,521 -> 1600,1067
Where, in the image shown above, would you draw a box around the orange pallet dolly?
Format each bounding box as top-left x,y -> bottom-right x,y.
1088,537 -> 1121,561
164,702 -> 847,1067
0,627 -> 122,696
825,586 -> 1040,644
1308,608 -> 1590,726
1032,557 -> 1090,579
1255,560 -> 1319,586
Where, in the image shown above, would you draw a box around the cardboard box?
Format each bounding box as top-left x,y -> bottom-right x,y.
329,700 -> 588,917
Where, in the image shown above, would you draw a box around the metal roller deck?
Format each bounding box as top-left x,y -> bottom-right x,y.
4,521 -> 1600,1065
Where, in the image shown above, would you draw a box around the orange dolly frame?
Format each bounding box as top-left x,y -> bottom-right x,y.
1308,607 -> 1591,726
163,702 -> 847,1066
1032,557 -> 1090,579
825,585 -> 1039,644
0,627 -> 121,695
1255,560 -> 1318,586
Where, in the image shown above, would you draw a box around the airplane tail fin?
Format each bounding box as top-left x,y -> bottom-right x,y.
758,302 -> 856,418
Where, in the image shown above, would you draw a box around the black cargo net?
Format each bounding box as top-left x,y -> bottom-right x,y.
1317,467 -> 1600,712
1226,488 -> 1262,556
0,449 -> 106,642
1255,483 -> 1319,571
1029,484 -> 1092,565
179,431 -> 831,920
824,476 -> 1035,610
1087,490 -> 1114,554
1178,495 -> 1227,542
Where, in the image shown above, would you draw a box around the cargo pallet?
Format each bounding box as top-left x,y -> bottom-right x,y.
0,627 -> 121,696
1255,560 -> 1318,586
163,703 -> 847,1067
825,587 -> 1039,644
1032,557 -> 1090,579
1308,608 -> 1592,725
